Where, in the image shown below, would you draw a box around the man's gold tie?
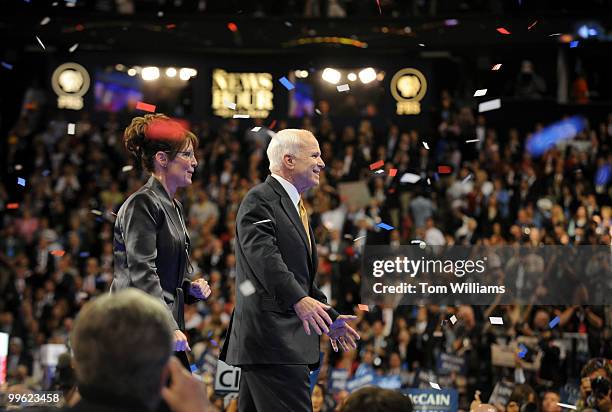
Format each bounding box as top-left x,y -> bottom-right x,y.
298,199 -> 312,253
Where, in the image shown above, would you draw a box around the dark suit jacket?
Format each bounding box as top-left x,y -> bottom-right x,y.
221,176 -> 339,367
111,176 -> 196,330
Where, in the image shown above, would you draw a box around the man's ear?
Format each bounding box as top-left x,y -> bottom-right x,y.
283,154 -> 294,169
154,151 -> 169,168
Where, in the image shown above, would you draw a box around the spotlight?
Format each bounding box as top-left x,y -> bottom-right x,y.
127,68 -> 137,76
141,66 -> 160,81
347,73 -> 357,81
300,70 -> 309,78
179,68 -> 197,80
115,64 -> 125,71
166,67 -> 177,78
358,67 -> 377,84
322,68 -> 341,84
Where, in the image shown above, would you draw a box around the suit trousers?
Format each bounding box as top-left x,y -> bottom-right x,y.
238,364 -> 312,412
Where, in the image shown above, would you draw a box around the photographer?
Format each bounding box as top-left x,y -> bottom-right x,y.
578,358 -> 612,412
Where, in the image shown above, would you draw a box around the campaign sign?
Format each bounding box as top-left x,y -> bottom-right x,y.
214,360 -> 241,394
436,353 -> 466,375
346,372 -> 376,392
403,388 -> 459,412
329,368 -> 350,392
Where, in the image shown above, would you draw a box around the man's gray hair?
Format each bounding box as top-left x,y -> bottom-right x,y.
266,129 -> 311,173
71,288 -> 174,409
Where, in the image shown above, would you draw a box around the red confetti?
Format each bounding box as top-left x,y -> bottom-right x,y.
166,23 -> 176,29
6,203 -> 19,209
268,120 -> 277,130
496,27 -> 511,35
75,24 -> 85,31
388,188 -> 396,194
376,0 -> 381,14
146,118 -> 186,141
389,168 -> 397,177
50,250 -> 66,257
438,165 -> 452,174
528,20 -> 538,30
136,101 -> 156,112
227,22 -> 238,32
358,304 -> 369,312
369,160 -> 385,170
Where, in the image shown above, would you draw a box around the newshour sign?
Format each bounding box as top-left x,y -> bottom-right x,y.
211,69 -> 273,118
51,62 -> 90,110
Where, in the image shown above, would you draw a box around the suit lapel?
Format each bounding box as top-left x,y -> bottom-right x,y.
148,176 -> 184,238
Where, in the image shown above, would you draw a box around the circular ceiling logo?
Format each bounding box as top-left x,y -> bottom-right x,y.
51,62 -> 90,110
390,68 -> 427,115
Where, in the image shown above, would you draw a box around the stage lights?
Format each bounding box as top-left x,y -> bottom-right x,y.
347,73 -> 357,81
166,67 -> 177,78
320,67 -> 380,85
141,67 -> 160,81
322,68 -> 341,84
179,68 -> 197,81
358,68 -> 377,84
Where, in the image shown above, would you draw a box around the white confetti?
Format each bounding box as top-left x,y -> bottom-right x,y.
224,99 -> 236,110
251,126 -> 262,132
418,43 -> 425,47
90,209 -> 103,216
462,174 -> 472,183
253,219 -> 271,225
336,84 -> 350,92
15,164 -> 23,171
423,141 -> 430,150
450,315 -> 457,325
492,64 -> 502,71
549,33 -> 562,37
315,108 -> 321,115
473,89 -> 487,97
69,43 -> 79,52
353,235 -> 366,242
239,280 -> 256,297
233,114 -> 250,119
35,36 -> 46,50
427,178 -> 431,185
430,382 -> 441,390
400,173 -> 421,184
121,165 -> 134,172
374,169 -> 384,174
465,139 -> 480,143
489,316 -> 504,325
40,17 -> 51,25
557,403 -> 577,410
478,98 -> 501,113
67,123 -> 76,135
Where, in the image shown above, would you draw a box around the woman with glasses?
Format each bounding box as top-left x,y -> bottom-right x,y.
111,113 -> 211,370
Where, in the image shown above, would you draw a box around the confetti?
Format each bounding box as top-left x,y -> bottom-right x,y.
518,343 -> 528,358
496,27 -> 511,35
549,316 -> 560,329
284,21 -> 292,27
239,280 -> 256,296
489,316 -> 504,325
166,23 -> 176,29
337,84 -> 350,92
210,339 -> 218,347
570,40 -> 579,48
430,382 -> 441,390
121,165 -> 133,172
444,19 -> 459,26
492,64 -> 502,71
315,108 -> 321,115
450,315 -> 457,325
190,364 -> 198,373
423,142 -> 430,150
400,173 -> 421,184
15,164 -> 23,171
389,168 -> 397,177
374,169 -> 384,174
358,304 -> 369,311
253,219 -> 271,225
6,203 -> 19,209
376,222 -> 394,231
79,251 -> 90,258
369,160 -> 385,170
50,250 -> 66,257
223,99 -> 236,110
233,114 -> 250,119
376,0 -> 381,14
473,89 -> 487,97
251,127 -> 262,132
40,16 -> 50,25
90,209 -> 103,216
278,76 -> 295,90
462,174 -> 472,183
418,43 -> 425,47
227,22 -> 238,32
557,403 -> 577,410
67,123 -> 76,135
35,36 -> 46,50
1,62 -> 13,70
549,33 -> 562,37
438,165 -> 452,174
353,235 -> 366,242
465,139 -> 480,143
136,101 -> 156,112
268,120 -> 277,129
42,169 -> 50,176
17,177 -> 26,187
528,20 -> 538,30
69,43 -> 79,52
427,178 -> 431,185
478,98 -> 501,113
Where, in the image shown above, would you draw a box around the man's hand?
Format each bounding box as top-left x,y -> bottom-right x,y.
189,279 -> 212,300
161,357 -> 212,412
327,315 -> 360,352
174,330 -> 191,352
293,297 -> 333,335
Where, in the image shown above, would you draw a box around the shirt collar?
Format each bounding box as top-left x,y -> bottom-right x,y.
271,173 -> 301,210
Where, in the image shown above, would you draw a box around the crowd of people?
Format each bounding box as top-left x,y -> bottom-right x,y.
1,88 -> 611,411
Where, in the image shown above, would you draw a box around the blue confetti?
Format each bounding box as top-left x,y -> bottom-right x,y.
595,164 -> 611,186
526,116 -> 586,157
1,62 -> 13,70
42,169 -> 51,176
210,339 -> 218,347
278,76 -> 295,91
207,331 -> 213,338
518,343 -> 528,358
17,177 -> 26,187
190,364 -> 198,373
549,316 -> 560,329
79,251 -> 90,258
570,40 -> 579,48
377,222 -> 394,231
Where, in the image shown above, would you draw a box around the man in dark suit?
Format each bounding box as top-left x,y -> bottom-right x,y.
221,129 -> 360,412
